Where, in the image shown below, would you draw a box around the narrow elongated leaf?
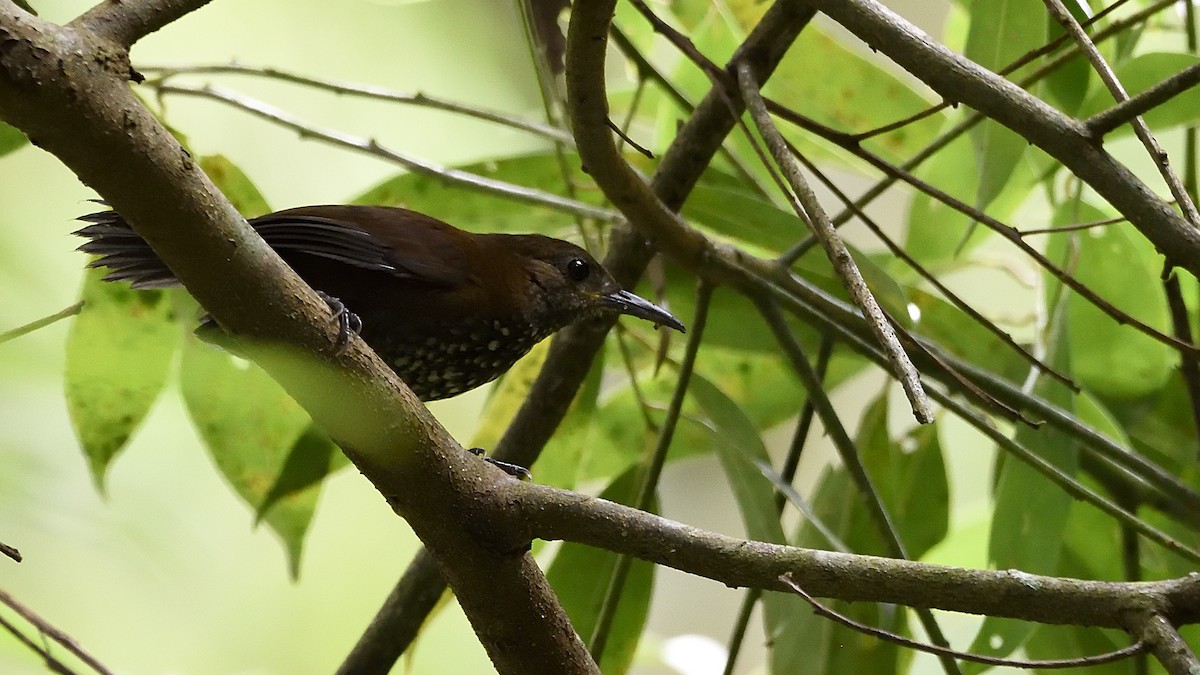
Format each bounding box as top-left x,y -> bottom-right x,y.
65,269 -> 180,488
179,336 -> 319,578
689,376 -> 811,675
968,268 -> 1078,670
546,467 -> 655,675
964,0 -> 1045,208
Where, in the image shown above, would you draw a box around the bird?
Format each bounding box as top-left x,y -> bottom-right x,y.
74,204 -> 685,402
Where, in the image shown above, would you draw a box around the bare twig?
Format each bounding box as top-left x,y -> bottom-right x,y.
737,61 -> 933,423
0,588 -> 115,675
139,62 -> 573,143
0,541 -> 19,563
0,301 -> 84,345
779,574 -> 1148,669
1086,61 -> 1200,137
150,84 -> 620,224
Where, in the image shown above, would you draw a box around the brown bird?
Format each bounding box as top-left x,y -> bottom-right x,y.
74,204 -> 685,401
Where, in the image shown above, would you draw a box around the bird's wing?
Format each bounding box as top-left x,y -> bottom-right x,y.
250,208 -> 469,287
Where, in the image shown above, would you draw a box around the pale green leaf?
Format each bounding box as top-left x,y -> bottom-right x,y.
179,335 -> 319,578
65,269 -> 180,488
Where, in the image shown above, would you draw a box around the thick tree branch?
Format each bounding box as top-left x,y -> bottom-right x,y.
71,0 -> 213,48
0,7 -> 595,674
501,480 -> 1200,628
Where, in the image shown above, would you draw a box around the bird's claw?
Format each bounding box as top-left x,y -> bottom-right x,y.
317,292 -> 362,355
468,447 -> 532,480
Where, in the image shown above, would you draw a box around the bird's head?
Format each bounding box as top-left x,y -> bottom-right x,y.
500,234 -> 686,334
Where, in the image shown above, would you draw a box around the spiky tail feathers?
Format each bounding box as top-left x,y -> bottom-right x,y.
74,205 -> 181,289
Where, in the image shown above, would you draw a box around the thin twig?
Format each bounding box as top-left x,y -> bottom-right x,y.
787,142 -> 1077,391
150,84 -> 621,224
0,541 -> 19,563
138,62 -> 574,143
0,301 -> 84,345
1128,612 -> 1200,675
737,61 -> 933,424
1018,213 -> 1129,236
779,574 -> 1148,669
0,588 -> 114,675
766,98 -> 1200,357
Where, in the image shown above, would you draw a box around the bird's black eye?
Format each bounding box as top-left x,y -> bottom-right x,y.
566,258 -> 590,281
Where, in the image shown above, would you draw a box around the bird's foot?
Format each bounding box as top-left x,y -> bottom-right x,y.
468,447 -> 532,480
316,292 -> 363,355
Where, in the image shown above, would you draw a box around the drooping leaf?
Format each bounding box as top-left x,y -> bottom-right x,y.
65,268 -> 181,489
179,335 -> 319,578
689,376 -> 813,675
546,466 -> 655,675
786,470 -> 904,675
256,422 -> 347,523
0,122 -> 28,158
968,271 -> 1078,670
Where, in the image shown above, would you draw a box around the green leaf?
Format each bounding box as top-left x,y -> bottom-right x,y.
1079,53 -> 1200,135
856,395 -> 950,559
968,306 -> 1078,670
1058,211 -> 1172,399
682,182 -> 802,254
65,268 -> 181,488
723,2 -> 944,164
200,154 -> 271,218
963,0 -> 1046,207
179,335 -> 319,578
689,376 -> 812,675
546,466 -> 654,675
787,467 -> 905,674
256,423 -> 347,523
0,121 -> 28,158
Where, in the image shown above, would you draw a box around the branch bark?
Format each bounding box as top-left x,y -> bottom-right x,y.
0,5 -> 595,673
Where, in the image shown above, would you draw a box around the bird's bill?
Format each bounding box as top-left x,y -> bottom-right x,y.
602,289 -> 686,333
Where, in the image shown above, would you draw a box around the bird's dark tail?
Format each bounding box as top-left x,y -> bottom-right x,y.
73,204 -> 181,289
